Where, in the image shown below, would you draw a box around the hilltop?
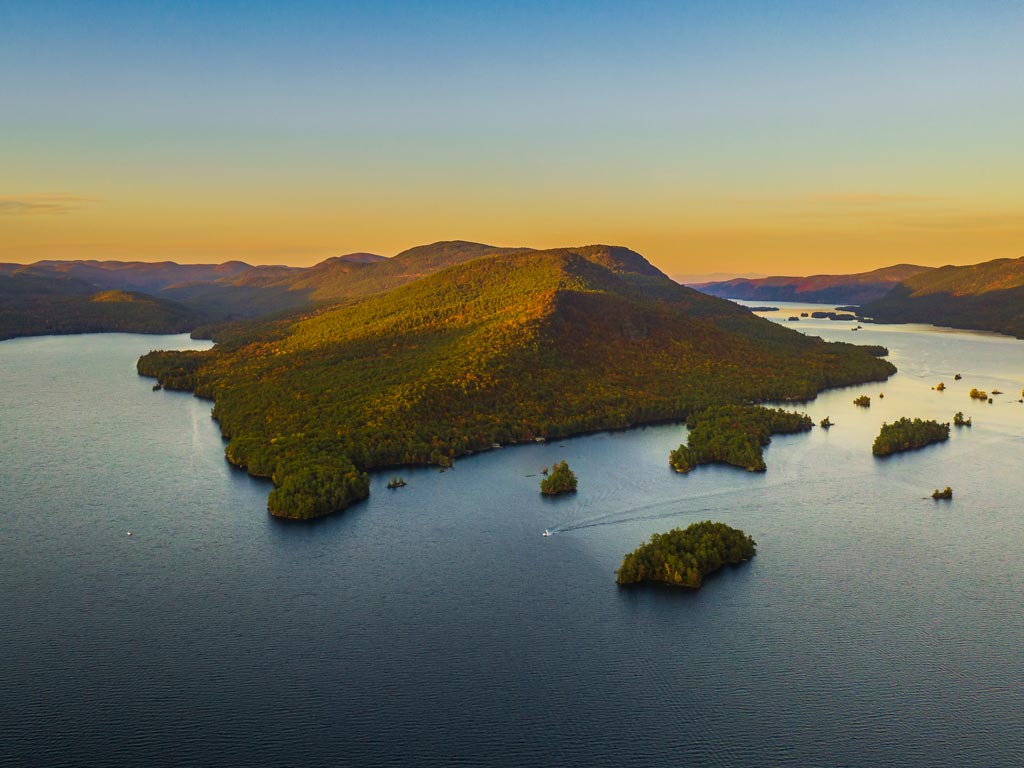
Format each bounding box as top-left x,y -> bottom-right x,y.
860,256 -> 1024,338
692,264 -> 931,304
138,244 -> 895,520
0,241 -> 528,340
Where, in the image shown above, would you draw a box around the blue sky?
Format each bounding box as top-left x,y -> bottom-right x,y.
2,1 -> 1023,273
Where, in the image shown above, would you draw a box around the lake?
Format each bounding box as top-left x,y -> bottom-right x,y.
2,312 -> 1022,767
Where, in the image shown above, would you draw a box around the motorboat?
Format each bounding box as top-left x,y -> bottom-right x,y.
542,529 -> 552,537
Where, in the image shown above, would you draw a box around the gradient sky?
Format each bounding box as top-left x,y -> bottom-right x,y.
2,1 -> 1023,276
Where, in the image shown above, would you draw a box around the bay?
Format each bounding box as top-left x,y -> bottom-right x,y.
1,315 -> 1022,767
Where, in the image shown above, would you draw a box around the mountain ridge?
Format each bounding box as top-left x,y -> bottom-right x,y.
0,241 -> 532,340
860,256 -> 1024,338
693,264 -> 932,304
138,244 -> 895,520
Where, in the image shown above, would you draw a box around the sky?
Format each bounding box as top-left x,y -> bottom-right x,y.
2,0 -> 1023,277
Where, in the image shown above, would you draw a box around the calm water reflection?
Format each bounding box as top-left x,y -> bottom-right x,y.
1,319 -> 1022,767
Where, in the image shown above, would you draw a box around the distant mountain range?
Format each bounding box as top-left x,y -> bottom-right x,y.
691,264 -> 932,304
859,256 -> 1024,338
0,242 -> 526,340
694,256 -> 1024,339
7,243 -> 1024,344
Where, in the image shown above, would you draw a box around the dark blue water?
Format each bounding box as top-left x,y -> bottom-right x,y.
2,321 -> 1022,767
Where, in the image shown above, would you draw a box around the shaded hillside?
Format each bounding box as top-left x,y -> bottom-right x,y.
0,277 -> 196,340
1,242 -> 529,338
693,264 -> 931,304
860,257 -> 1024,338
138,245 -> 895,520
159,241 -> 529,320
10,259 -> 253,293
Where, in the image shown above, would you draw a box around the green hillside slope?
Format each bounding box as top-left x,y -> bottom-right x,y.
138,245 -> 895,520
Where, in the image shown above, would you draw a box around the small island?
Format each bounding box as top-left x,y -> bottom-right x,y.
954,373 -> 962,380
386,477 -> 407,489
669,405 -> 811,474
953,411 -> 971,427
935,381 -> 945,391
872,417 -> 950,456
854,395 -> 871,407
820,416 -> 833,429
616,521 -> 756,588
540,461 -> 577,495
932,486 -> 953,500
969,388 -> 988,400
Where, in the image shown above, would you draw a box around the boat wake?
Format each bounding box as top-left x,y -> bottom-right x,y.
546,496 -> 716,534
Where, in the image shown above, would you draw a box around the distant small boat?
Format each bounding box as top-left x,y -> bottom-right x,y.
126,531 -> 133,537
542,529 -> 552,537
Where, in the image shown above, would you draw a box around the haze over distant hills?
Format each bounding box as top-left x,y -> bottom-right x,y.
694,255 -> 1024,339
692,264 -> 932,304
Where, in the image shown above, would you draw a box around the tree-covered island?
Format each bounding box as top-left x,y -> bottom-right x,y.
137,244 -> 895,519
540,461 -> 577,495
616,521 -> 756,588
669,405 -> 812,473
872,418 -> 950,456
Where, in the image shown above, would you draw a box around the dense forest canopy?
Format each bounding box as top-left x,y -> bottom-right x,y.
669,405 -> 812,473
540,461 -> 577,495
616,521 -> 756,588
872,418 -> 950,456
137,244 -> 895,519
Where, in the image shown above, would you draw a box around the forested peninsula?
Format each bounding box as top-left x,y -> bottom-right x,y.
859,256 -> 1024,339
137,242 -> 895,520
670,405 -> 812,473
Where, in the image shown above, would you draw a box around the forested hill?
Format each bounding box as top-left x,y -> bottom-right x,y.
0,259 -> 256,297
138,244 -> 895,520
0,276 -> 196,340
859,256 -> 1024,338
0,241 -> 527,339
692,264 -> 931,304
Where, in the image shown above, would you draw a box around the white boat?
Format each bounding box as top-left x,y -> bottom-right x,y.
542,529 -> 552,537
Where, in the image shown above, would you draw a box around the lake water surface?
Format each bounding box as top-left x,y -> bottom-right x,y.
2,313 -> 1022,767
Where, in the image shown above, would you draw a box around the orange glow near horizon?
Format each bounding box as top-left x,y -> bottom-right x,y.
4,4 -> 1023,279
2,190 -> 1021,279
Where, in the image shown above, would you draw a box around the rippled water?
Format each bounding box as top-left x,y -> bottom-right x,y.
2,318 -> 1022,767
